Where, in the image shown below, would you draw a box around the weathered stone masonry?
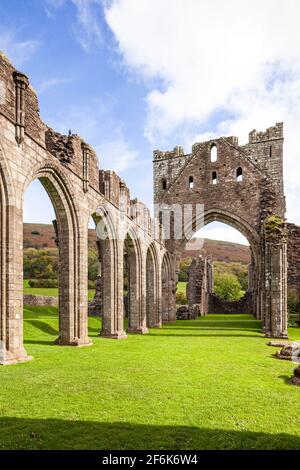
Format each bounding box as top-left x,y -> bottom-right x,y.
1,52 -> 299,365
0,53 -> 173,364
153,122 -> 289,338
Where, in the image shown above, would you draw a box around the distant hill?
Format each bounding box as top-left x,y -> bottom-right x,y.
23,223 -> 251,264
183,238 -> 251,264
23,223 -> 97,250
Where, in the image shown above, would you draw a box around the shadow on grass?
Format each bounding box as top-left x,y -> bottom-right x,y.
24,339 -> 56,346
0,417 -> 299,450
278,375 -> 294,385
27,320 -> 58,336
149,333 -> 261,338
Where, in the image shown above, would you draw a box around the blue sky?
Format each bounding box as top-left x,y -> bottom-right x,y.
1,0 -> 300,246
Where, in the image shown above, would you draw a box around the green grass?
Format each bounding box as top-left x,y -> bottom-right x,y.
177,281 -> 187,294
23,279 -> 95,300
0,309 -> 300,450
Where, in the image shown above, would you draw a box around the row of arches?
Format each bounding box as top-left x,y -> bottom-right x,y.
0,144 -> 175,363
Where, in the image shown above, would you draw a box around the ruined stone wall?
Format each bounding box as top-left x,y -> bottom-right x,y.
154,126 -> 285,240
208,291 -> 253,315
153,121 -> 288,337
287,223 -> 300,290
23,294 -> 58,307
187,256 -> 212,316
0,52 -> 171,364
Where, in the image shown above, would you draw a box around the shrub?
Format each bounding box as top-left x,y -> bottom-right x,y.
214,272 -> 244,301
88,280 -> 95,290
178,271 -> 188,282
176,291 -> 187,305
28,279 -> 58,288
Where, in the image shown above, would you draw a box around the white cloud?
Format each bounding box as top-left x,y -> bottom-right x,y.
104,0 -> 300,224
0,29 -> 39,67
71,0 -> 103,52
45,0 -> 103,51
37,77 -> 73,94
97,139 -> 138,172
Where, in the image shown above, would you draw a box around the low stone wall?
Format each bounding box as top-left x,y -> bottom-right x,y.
23,294 -> 58,307
208,291 -> 253,314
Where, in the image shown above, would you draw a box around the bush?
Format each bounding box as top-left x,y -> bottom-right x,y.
178,271 -> 188,282
24,248 -> 58,280
213,261 -> 248,291
288,295 -> 299,317
214,272 -> 244,301
88,280 -> 95,290
28,278 -> 58,288
176,291 -> 187,305
178,258 -> 192,283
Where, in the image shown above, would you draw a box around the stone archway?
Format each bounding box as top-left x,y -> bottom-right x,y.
125,230 -> 148,334
146,243 -> 160,328
161,252 -> 175,322
94,207 -> 127,340
153,126 -> 288,338
23,165 -> 92,347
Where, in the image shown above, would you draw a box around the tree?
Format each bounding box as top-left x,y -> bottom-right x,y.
214,272 -> 244,301
178,258 -> 192,282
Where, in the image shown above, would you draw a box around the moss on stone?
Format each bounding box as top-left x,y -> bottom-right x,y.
265,215 -> 288,242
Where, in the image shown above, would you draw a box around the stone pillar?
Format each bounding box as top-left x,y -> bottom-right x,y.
140,250 -> 148,329
55,213 -> 91,347
127,242 -> 148,334
168,263 -> 177,322
187,256 -> 210,317
100,239 -> 127,339
263,217 -> 288,339
146,247 -> 161,328
0,204 -> 31,364
75,217 -> 92,346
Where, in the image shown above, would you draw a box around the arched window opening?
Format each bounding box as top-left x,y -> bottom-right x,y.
212,171 -> 218,185
162,179 -> 167,190
236,167 -> 243,182
189,176 -> 194,189
182,220 -> 251,310
210,144 -> 217,162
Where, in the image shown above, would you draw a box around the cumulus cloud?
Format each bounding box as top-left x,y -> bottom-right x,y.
104,0 -> 300,223
98,139 -> 138,172
0,29 -> 39,67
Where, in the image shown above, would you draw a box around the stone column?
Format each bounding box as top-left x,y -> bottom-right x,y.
127,243 -> 148,334
100,239 -> 127,339
0,204 -> 31,364
263,217 -> 288,339
54,213 -> 91,347
140,250 -> 148,330
75,216 -> 92,346
168,263 -> 177,323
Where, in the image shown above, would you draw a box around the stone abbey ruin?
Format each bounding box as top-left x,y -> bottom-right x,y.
0,53 -> 300,386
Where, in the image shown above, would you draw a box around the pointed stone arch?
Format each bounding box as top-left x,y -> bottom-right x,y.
146,242 -> 160,328
23,163 -> 91,347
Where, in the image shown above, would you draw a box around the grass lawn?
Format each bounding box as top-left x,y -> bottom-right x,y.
23,279 -> 95,300
0,309 -> 300,450
177,281 -> 187,294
